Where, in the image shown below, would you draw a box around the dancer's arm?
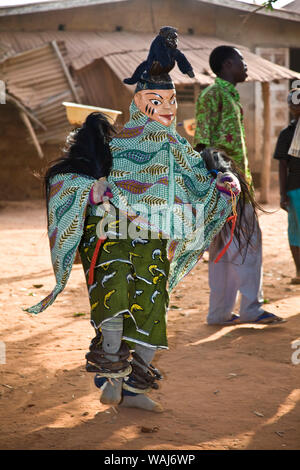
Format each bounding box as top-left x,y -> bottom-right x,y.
215,171 -> 241,198
279,160 -> 288,211
89,177 -> 113,205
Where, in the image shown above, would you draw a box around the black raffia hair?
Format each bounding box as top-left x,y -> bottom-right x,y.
45,112 -> 115,184
201,147 -> 266,257
44,112 -> 115,217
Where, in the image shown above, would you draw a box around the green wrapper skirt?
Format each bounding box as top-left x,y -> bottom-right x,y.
79,215 -> 170,349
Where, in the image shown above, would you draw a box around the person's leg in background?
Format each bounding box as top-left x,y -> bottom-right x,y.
207,229 -> 240,325
287,189 -> 300,283
237,205 -> 284,323
237,206 -> 264,322
207,205 -> 282,325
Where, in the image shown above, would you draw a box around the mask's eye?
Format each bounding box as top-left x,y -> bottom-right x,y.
150,99 -> 161,106
170,98 -> 177,105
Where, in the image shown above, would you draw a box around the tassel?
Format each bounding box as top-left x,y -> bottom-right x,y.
214,183 -> 238,264
88,237 -> 106,285
214,214 -> 237,263
88,212 -> 109,285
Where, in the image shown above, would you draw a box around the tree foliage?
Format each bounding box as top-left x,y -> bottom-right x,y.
262,0 -> 279,11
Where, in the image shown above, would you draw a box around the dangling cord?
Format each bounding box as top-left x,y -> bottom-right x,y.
88,216 -> 107,285
214,183 -> 237,264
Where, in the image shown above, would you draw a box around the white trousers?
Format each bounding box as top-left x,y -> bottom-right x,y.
207,204 -> 264,324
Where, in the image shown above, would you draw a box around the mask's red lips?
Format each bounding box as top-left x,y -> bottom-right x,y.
160,114 -> 173,120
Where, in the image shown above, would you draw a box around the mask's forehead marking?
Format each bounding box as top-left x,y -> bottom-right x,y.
145,92 -> 176,100
145,93 -> 163,99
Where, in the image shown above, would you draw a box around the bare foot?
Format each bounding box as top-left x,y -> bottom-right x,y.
120,393 -> 163,412
100,378 -> 123,405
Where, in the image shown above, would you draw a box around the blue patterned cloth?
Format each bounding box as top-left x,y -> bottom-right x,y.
287,188 -> 300,247
26,102 -> 236,315
26,173 -> 95,314
106,100 -> 233,291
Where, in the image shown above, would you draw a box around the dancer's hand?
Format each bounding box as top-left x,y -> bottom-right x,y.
90,177 -> 113,204
216,171 -> 241,197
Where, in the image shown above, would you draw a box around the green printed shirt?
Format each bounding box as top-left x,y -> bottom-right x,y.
194,77 -> 252,185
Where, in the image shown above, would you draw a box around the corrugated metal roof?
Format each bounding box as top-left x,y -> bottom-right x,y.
198,0 -> 300,22
102,35 -> 300,84
1,31 -> 300,83
0,31 -> 152,69
105,51 -> 213,87
0,0 -> 299,23
0,0 -> 128,17
0,41 -> 82,143
284,0 -> 300,13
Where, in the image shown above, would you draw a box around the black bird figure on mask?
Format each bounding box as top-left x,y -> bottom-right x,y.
123,26 -> 195,85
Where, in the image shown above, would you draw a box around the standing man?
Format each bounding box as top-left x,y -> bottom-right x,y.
194,45 -> 284,325
273,88 -> 300,284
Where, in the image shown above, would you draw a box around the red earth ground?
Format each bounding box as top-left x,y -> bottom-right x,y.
0,191 -> 299,450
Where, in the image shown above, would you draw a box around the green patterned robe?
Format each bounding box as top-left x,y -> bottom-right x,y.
26,173 -> 96,314
107,99 -> 233,291
26,100 -> 234,348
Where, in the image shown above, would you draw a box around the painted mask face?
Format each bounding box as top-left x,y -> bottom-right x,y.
134,88 -> 177,127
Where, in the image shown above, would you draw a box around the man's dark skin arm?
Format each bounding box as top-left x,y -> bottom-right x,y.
279,159 -> 289,211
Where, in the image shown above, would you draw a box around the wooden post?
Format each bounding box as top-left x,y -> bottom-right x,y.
7,94 -> 47,131
19,111 -> 44,159
51,40 -> 80,103
260,81 -> 271,204
194,83 -> 201,103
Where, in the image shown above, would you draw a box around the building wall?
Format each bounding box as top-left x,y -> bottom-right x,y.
0,102 -> 60,200
0,0 -> 215,35
237,81 -> 256,177
1,0 -> 300,49
75,59 -> 133,126
254,48 -> 290,175
290,47 -> 300,83
215,7 -> 300,49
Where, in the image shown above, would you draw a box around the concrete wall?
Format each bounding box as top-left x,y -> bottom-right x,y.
215,6 -> 300,49
237,81 -> 256,176
1,0 -> 300,48
0,0 -> 215,35
0,102 -> 60,200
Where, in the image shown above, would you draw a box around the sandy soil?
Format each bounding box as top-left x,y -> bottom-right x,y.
0,194 -> 299,451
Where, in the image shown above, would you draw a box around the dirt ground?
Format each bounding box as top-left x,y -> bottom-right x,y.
0,192 -> 299,451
